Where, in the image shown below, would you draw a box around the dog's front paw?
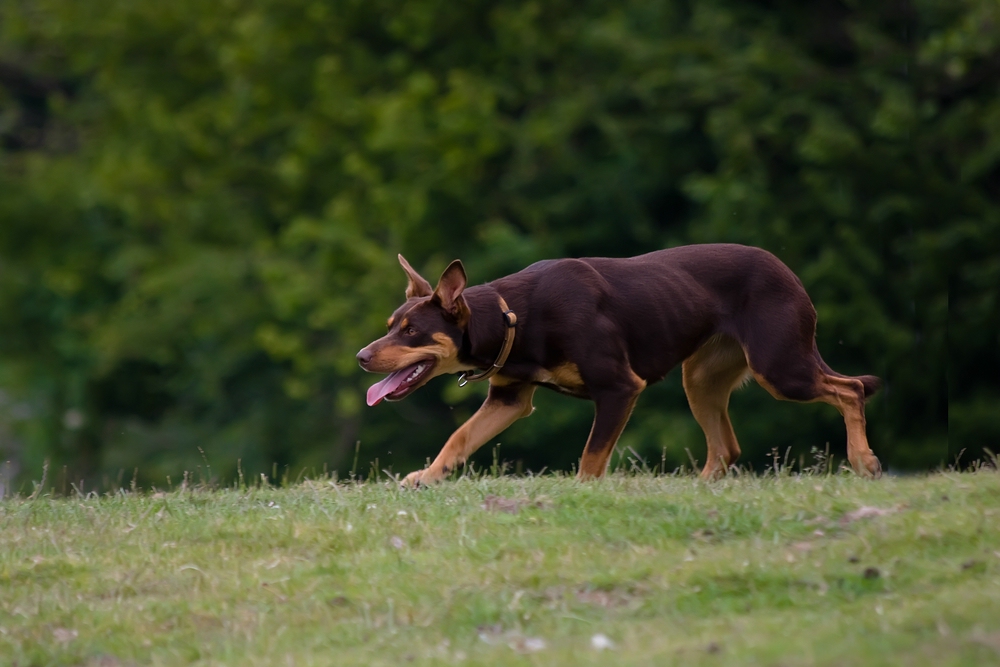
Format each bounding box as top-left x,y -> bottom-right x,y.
401,468 -> 446,488
850,451 -> 882,479
400,470 -> 426,489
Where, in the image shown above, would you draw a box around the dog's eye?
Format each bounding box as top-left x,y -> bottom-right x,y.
404,327 -> 417,336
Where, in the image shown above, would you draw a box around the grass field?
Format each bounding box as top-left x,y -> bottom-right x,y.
2,467 -> 999,666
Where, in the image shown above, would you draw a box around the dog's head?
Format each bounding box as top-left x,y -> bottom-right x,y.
357,255 -> 474,405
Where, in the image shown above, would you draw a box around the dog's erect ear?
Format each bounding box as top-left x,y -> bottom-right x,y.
432,260 -> 469,323
398,254 -> 433,299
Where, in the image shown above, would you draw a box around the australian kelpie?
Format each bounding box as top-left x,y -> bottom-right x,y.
357,245 -> 881,486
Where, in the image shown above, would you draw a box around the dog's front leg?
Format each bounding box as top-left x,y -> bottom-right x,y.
402,382 -> 536,487
577,379 -> 645,479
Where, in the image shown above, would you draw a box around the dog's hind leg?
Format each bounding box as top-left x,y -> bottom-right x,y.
682,335 -> 751,480
741,305 -> 881,478
577,372 -> 646,479
401,382 -> 536,487
751,368 -> 880,478
810,371 -> 881,477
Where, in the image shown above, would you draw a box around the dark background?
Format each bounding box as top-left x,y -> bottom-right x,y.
0,0 -> 997,492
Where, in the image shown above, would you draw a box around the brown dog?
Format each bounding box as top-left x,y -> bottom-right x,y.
357,244 -> 881,486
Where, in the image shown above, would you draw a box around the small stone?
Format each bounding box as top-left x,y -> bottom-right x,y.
53,628 -> 77,643
521,637 -> 546,652
591,633 -> 615,650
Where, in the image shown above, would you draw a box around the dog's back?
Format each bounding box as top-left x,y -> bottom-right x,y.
491,244 -> 803,383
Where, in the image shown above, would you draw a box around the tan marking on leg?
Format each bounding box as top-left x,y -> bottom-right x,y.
577,395 -> 640,478
577,371 -> 646,479
551,362 -> 585,389
489,374 -> 520,387
402,384 -> 536,487
812,375 -> 881,478
750,372 -> 786,401
535,362 -> 586,392
750,368 -> 881,479
683,335 -> 750,480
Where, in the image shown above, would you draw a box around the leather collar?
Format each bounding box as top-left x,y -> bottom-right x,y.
458,297 -> 517,386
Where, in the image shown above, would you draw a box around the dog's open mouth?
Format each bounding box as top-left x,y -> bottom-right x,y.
366,359 -> 435,406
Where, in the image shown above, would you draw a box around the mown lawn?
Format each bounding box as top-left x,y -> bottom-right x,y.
1,470 -> 999,666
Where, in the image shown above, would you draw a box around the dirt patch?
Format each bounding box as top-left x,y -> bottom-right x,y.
574,585 -> 647,610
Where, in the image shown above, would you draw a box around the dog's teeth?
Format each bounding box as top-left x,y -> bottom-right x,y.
406,364 -> 427,383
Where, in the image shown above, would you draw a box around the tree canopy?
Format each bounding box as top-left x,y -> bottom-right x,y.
0,0 -> 997,490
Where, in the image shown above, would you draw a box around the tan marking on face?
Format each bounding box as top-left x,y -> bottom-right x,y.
399,317 -> 409,330
362,332 -> 474,379
387,315 -> 395,329
428,332 -> 474,375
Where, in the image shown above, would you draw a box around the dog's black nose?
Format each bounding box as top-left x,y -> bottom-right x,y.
356,348 -> 373,366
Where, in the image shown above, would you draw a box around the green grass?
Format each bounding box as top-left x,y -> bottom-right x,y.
2,469 -> 999,666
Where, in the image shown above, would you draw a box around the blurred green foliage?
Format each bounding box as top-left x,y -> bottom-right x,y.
0,0 -> 997,489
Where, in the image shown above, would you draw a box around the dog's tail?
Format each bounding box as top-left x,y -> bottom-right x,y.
854,374 -> 882,398
815,351 -> 881,398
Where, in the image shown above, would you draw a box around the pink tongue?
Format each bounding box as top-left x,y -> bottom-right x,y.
366,368 -> 412,406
